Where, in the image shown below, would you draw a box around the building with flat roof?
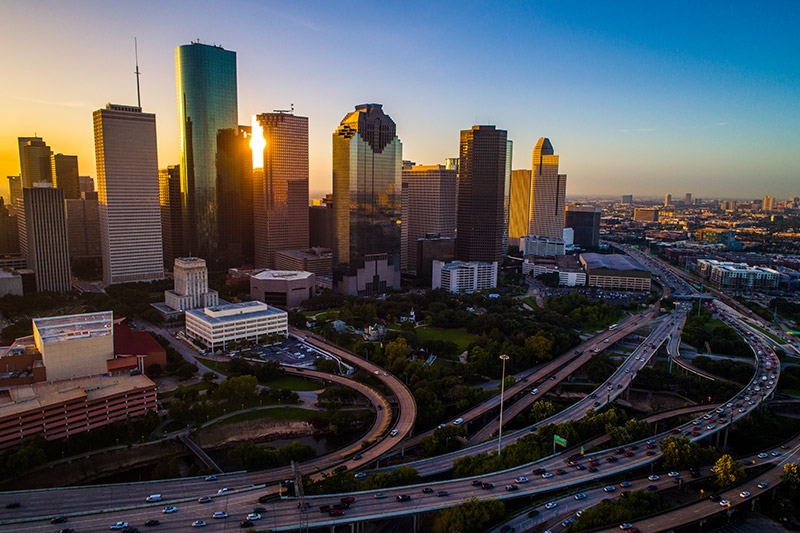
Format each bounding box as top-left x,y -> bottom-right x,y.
0,373 -> 156,451
0,270 -> 23,297
633,208 -> 659,222
520,235 -> 566,257
164,257 -> 218,312
18,186 -> 72,293
33,311 -> 114,381
274,248 -> 333,277
696,259 -> 780,290
185,301 -> 288,352
432,260 -> 498,294
565,204 -> 601,248
65,195 -> 101,260
250,269 -> 315,308
18,137 -> 52,188
416,234 -> 456,282
579,253 -> 651,291
522,255 -> 586,287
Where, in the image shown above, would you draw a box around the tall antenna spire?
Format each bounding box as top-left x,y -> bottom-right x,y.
134,37 -> 142,108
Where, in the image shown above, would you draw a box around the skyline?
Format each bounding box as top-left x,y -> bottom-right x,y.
1,1 -> 799,201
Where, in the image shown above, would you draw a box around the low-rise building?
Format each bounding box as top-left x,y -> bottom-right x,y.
185,301 -> 288,352
274,247 -> 333,277
164,257 -> 219,312
522,255 -> 587,286
696,259 -> 780,290
520,235 -> 566,256
250,269 -> 316,308
432,260 -> 498,294
580,253 -> 651,291
0,270 -> 23,297
34,312 -> 115,382
633,208 -> 659,222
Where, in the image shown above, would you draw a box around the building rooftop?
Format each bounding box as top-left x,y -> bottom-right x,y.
32,312 -> 113,345
580,253 -> 648,272
438,260 -> 496,270
275,248 -> 332,259
251,269 -> 314,281
186,301 -> 286,325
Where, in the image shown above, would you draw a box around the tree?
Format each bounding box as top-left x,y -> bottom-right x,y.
216,375 -> 258,403
712,454 -> 744,488
536,272 -> 559,288
202,371 -> 218,383
146,363 -> 163,378
431,498 -> 505,533
781,462 -> 800,493
314,357 -> 339,374
413,387 -> 445,429
385,337 -> 410,375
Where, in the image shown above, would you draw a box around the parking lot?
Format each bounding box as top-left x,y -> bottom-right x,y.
222,337 -> 324,367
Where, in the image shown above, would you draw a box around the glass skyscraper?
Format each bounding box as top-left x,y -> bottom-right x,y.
332,104 -> 402,295
529,137 -> 567,239
175,42 -> 238,268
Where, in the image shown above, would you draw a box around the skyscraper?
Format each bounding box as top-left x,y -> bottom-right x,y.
93,103 -> 164,285
159,165 -> 183,269
565,204 -> 602,248
762,195 -> 775,211
6,176 -> 22,215
509,169 -> 532,246
18,186 -> 71,292
332,104 -> 402,295
176,42 -> 238,267
664,193 -> 672,207
252,112 -> 309,269
65,195 -> 101,261
685,193 -> 693,206
51,153 -> 81,199
217,125 -> 254,266
456,125 -> 508,264
528,138 -> 567,240
400,164 -> 457,272
18,137 -> 52,187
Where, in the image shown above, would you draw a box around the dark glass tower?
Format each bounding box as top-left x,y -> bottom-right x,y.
176,42 -> 238,268
332,104 -> 402,295
456,125 -> 508,264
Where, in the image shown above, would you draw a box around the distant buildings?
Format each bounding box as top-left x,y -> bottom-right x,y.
400,163 -> 457,272
18,137 -> 52,187
696,259 -> 780,290
18,186 -> 71,292
685,193 -> 693,206
762,195 -> 775,212
416,234 -> 456,283
565,204 -> 601,248
93,103 -> 164,285
252,112 -> 309,269
621,195 -> 633,204
509,169 -> 532,246
520,235 -> 565,256
664,193 -> 672,207
633,208 -> 659,222
250,269 -> 315,308
159,165 -> 183,269
332,104 -> 402,295
528,138 -> 566,240
185,301 -> 288,352
309,194 -> 334,250
51,153 -> 80,199
176,42 -> 239,268
6,176 -> 22,215
65,194 -> 101,260
432,260 -> 498,294
580,253 -> 651,291
456,125 -> 509,265
275,248 -> 333,277
164,257 -> 219,312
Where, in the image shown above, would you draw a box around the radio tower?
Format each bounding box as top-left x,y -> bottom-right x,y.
134,38 -> 142,108
291,461 -> 309,533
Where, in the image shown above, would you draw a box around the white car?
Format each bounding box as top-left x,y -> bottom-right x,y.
514,476 -> 529,483
246,513 -> 261,520
648,475 -> 659,481
217,488 -> 230,494
544,501 -> 558,509
668,471 -> 679,477
110,523 -> 128,530
541,472 -> 553,478
192,521 -> 207,528
390,429 -> 398,436
163,506 -> 178,514
530,388 -> 538,395
454,418 -> 464,425
213,511 -> 228,519
739,491 -> 750,498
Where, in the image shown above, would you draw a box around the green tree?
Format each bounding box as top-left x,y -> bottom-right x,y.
385,337 -> 410,375
414,387 -> 445,428
431,498 -> 505,533
781,462 -> 800,493
217,375 -> 258,403
712,454 -> 744,488
314,356 -> 339,374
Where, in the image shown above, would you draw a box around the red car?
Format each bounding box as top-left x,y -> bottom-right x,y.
329,509 -> 344,517
589,460 -> 600,467
646,450 -> 656,456
340,497 -> 356,504
624,451 -> 634,457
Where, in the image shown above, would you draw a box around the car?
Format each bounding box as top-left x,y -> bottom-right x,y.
454,418 -> 464,425
110,523 -> 129,530
5,502 -> 20,509
758,482 -> 769,489
163,506 -> 178,513
530,388 -> 539,395
527,509 -> 540,517
329,509 -> 344,516
354,472 -> 367,479
374,493 -> 387,499
51,517 -> 69,524
624,451 -> 634,457
709,494 -> 722,502
197,496 -> 211,504
544,502 -> 558,509
318,505 -> 331,513
740,491 -> 751,498
771,451 -> 781,457
354,454 -> 363,460
707,424 -> 716,430
649,475 -> 659,481
191,522 -> 207,528
340,496 -> 356,504
646,450 -> 656,456
505,484 -> 518,491
333,503 -> 350,510
603,485 -> 616,492
212,511 -> 228,519
588,467 -> 598,472
627,528 -> 641,533
422,487 -> 434,493
246,513 -> 261,520
606,456 -> 618,463
335,465 -> 348,472
240,521 -> 254,529
396,495 -> 411,502
555,469 -> 566,475
575,465 -> 586,471
588,460 -> 599,467
436,490 -> 449,497
646,485 -> 658,491
575,493 -> 587,500
373,370 -> 380,375
668,471 -> 680,477
541,472 -> 553,478
144,520 -> 160,527
390,429 -> 398,437
472,479 -> 483,486
619,524 -> 633,530
514,476 -> 529,483
562,518 -> 576,527
481,482 -> 494,490
217,488 -> 230,494
620,481 -> 632,488
719,499 -> 731,507
205,475 -> 217,481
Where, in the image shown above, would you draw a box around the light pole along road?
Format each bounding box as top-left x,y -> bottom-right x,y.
498,354 -> 510,456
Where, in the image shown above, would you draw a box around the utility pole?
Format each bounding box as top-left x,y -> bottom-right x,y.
498,354 -> 510,456
292,461 -> 309,533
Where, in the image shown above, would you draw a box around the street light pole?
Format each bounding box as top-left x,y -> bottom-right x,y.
498,354 -> 510,456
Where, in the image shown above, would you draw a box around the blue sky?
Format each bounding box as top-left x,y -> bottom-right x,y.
1,0 -> 798,199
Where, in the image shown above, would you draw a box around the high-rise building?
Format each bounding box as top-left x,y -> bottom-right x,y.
309,194 -> 334,250
621,195 -> 633,204
175,42 -> 238,268
528,138 -> 567,240
416,234 -> 456,282
664,193 -> 672,207
6,176 -> 22,215
78,176 -> 95,194
17,186 -> 71,292
18,137 -> 52,188
456,125 -> 508,264
502,140 -> 513,251
332,104 -> 402,295
509,169 -> 532,246
93,103 -> 164,285
685,193 -> 693,206
65,196 -> 101,260
762,195 -> 775,212
0,198 -> 19,255
252,112 -> 309,269
217,125 -> 254,266
159,165 -> 183,270
565,204 -> 601,248
164,257 -> 218,311
400,164 -> 457,272
51,153 -> 80,199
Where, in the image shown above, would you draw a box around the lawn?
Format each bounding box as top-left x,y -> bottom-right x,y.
203,407 -> 322,430
198,357 -> 231,375
263,375 -> 323,391
415,327 -> 477,353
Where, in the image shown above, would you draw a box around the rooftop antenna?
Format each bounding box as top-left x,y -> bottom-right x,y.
134,38 -> 142,108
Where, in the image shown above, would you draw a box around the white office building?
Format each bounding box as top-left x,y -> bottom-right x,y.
432,260 -> 498,294
520,235 -> 566,256
164,257 -> 218,311
185,301 -> 288,352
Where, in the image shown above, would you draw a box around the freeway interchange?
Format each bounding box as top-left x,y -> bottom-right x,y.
0,251 -> 790,532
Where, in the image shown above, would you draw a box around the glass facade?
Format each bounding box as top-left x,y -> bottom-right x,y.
332,104 -> 402,294
175,43 -> 238,268
529,138 -> 566,239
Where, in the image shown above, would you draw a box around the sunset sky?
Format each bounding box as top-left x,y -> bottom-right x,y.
1,0 -> 798,201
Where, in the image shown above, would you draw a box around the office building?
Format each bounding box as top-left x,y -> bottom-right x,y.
33,312 -> 114,381
432,260 -> 498,294
633,208 -> 659,222
332,104 -> 402,295
580,253 -> 651,291
416,234 -> 456,282
621,195 -> 633,204
565,204 -> 601,248
509,169 -> 532,246
176,42 -> 239,267
18,137 -> 52,187
93,103 -> 164,285
18,186 -> 71,292
51,153 -> 80,199
522,255 -> 586,287
0,198 -> 19,255
78,176 -> 95,194
696,259 -> 780,290
250,269 -> 315,308
159,165 -> 183,269
664,194 -> 672,207
275,248 -> 333,277
164,257 -> 218,311
65,195 -> 101,260
252,112 -> 309,269
685,193 -> 693,206
185,301 -> 288,352
309,194 -> 334,249
721,200 -> 738,212
400,164 -> 457,271
0,271 -> 23,297
456,125 -> 508,264
7,176 -> 22,215
520,235 -> 565,256
218,125 -> 254,266
528,138 -> 567,240
762,195 -> 775,212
